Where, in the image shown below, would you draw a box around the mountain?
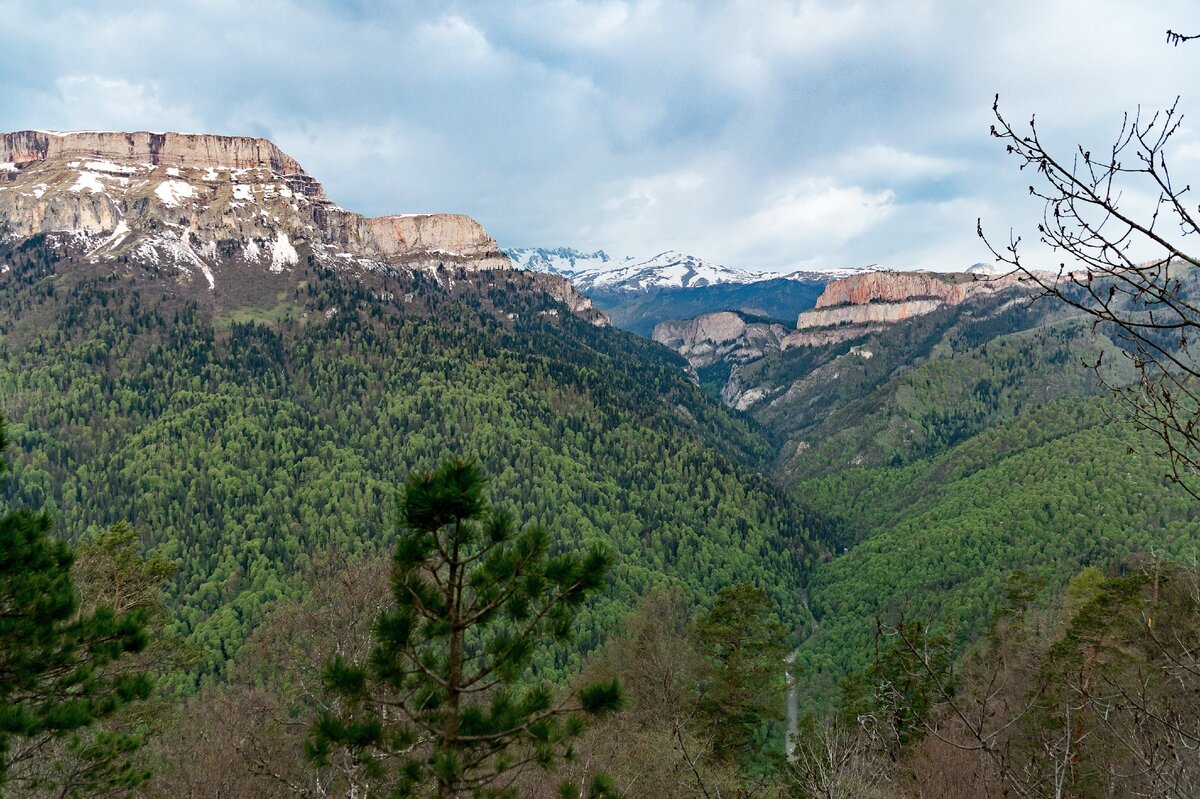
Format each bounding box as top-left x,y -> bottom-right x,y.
652,268 -> 1041,402
572,251 -> 772,292
507,247 -> 851,335
0,130 -> 824,686
645,261 -> 1200,710
0,130 -> 520,279
502,246 -> 629,276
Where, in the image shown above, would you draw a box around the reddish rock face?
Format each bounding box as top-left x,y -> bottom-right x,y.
814,271 -> 1028,308
798,270 -> 1031,331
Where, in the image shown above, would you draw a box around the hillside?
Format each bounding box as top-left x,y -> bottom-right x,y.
0,132 -> 822,686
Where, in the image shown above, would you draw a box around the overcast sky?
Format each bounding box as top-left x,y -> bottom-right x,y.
2,0 -> 1198,271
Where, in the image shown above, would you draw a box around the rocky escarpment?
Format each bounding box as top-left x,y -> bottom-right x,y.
652,311 -> 787,368
651,268 -> 1037,411
0,130 -> 618,323
2,130 -> 307,176
0,129 -> 520,286
367,214 -> 499,259
790,270 -> 1029,339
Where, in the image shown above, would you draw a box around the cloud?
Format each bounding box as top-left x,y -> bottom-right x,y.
27,76 -> 206,134
728,180 -> 896,263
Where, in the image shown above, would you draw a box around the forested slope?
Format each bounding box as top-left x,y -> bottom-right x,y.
721,282 -> 1200,709
0,236 -> 821,687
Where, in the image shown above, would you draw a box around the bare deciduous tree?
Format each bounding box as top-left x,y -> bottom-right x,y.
980,34 -> 1200,497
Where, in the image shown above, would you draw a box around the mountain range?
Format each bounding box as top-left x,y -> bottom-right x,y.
4,128 -> 1200,795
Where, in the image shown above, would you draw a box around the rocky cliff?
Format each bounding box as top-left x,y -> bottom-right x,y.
786,269 -> 1035,348
796,270 -> 1029,333
815,271 -> 969,308
367,214 -> 498,259
651,268 -> 1037,411
652,311 -> 787,368
0,129 -> 607,315
2,130 -> 307,176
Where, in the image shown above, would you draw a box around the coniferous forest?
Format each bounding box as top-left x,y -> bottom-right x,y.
3,221 -> 1200,797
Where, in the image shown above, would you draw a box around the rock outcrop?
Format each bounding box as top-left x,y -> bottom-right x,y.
790,270 -> 1031,339
651,268 -> 1038,411
812,270 -> 1023,310
2,130 -> 307,176
652,311 -> 787,368
0,129 -> 535,288
367,214 -> 498,259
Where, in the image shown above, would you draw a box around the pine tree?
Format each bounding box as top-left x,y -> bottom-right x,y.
0,420 -> 153,788
308,458 -> 621,798
694,582 -> 789,765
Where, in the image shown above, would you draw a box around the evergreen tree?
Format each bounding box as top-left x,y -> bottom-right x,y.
694,582 -> 789,765
309,459 -> 622,798
0,421 -> 152,789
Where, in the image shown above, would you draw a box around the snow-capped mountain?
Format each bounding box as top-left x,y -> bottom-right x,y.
507,247 -> 885,294
503,247 -> 632,276
0,130 -> 516,291
571,251 -> 773,292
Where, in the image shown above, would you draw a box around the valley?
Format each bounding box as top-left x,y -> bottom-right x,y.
2,128 -> 1199,798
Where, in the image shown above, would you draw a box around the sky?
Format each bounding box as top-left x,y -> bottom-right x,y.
2,0 -> 1198,272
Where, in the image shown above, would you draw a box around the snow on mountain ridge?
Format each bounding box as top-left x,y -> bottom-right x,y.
502,247 -> 623,276
570,250 -> 772,292
511,248 -> 870,293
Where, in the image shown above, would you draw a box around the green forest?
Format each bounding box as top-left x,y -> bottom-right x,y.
3,229 -> 1200,798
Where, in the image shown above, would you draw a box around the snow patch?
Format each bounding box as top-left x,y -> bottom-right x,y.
85,160 -> 137,174
32,184 -> 48,199
269,231 -> 298,273
154,179 -> 194,207
243,237 -> 262,262
86,220 -> 130,257
203,167 -> 219,181
70,171 -> 105,194
166,167 -> 180,176
134,232 -> 215,290
179,231 -> 215,290
0,162 -> 16,172
232,184 -> 253,202
197,239 -> 218,261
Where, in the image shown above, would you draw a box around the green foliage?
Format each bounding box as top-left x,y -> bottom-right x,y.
694,583 -> 788,766
0,420 -> 153,789
310,459 -> 622,798
837,617 -> 953,755
793,396 -> 1200,710
0,246 -> 818,689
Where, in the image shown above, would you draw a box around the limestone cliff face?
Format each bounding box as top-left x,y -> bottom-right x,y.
653,311 -> 787,368
794,270 -> 1030,334
651,268 -> 1037,411
0,129 -> 527,294
367,214 -> 495,257
530,272 -> 610,326
2,130 -> 307,176
815,272 -> 968,308
791,298 -> 944,331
